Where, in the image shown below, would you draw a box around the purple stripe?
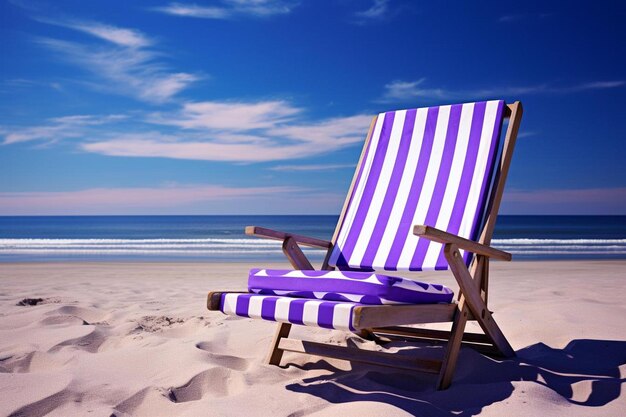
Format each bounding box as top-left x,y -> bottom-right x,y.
317,302 -> 337,329
360,109 -> 417,268
463,101 -> 504,264
287,299 -> 306,325
410,104 -> 462,269
472,101 -> 505,240
260,297 -> 278,321
234,294 -> 252,317
384,107 -> 440,270
336,112 -> 395,267
434,102 -> 486,267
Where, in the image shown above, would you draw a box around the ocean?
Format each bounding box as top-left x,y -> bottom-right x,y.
1,215 -> 625,262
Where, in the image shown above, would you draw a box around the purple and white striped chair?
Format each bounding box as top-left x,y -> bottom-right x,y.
208,100 -> 523,389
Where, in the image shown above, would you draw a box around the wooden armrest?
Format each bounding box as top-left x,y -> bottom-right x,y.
245,226 -> 332,249
413,225 -> 511,261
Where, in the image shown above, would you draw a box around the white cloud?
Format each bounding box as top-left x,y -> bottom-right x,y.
268,114 -> 372,146
148,100 -> 302,130
35,20 -> 198,103
355,0 -> 390,20
76,100 -> 371,162
2,99 -> 372,162
2,114 -> 126,145
152,3 -> 230,19
0,185 -> 302,215
379,78 -> 626,103
152,0 -> 296,19
270,164 -> 355,171
82,101 -> 371,162
38,18 -> 152,48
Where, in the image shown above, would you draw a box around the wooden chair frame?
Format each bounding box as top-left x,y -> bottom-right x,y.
208,102 -> 523,389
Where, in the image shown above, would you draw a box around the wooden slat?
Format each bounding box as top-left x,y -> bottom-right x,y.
413,225 -> 511,261
352,303 -> 456,329
372,326 -> 490,344
245,226 -> 332,249
278,338 -> 442,374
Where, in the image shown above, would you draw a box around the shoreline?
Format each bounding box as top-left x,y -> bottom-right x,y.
1,261 -> 625,416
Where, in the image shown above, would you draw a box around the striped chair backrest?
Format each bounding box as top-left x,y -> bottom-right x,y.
328,100 -> 506,271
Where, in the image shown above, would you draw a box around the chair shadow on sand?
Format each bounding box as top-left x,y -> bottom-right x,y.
286,339 -> 626,416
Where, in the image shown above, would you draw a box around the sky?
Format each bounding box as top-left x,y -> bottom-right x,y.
1,0 -> 625,215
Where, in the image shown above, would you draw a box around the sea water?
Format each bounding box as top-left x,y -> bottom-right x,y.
0,215 -> 625,262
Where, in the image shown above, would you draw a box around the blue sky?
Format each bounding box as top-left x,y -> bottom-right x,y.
1,0 -> 625,215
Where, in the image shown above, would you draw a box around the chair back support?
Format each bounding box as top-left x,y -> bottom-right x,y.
328,100 -> 506,271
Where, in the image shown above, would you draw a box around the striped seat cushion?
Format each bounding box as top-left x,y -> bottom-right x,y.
248,268 -> 454,305
329,100 -> 505,271
220,293 -> 357,331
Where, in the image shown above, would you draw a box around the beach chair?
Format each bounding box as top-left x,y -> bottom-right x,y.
207,100 -> 523,389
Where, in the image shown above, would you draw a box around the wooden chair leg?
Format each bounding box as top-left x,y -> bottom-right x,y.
265,237 -> 310,366
265,322 -> 292,365
445,244 -> 515,358
437,303 -> 469,389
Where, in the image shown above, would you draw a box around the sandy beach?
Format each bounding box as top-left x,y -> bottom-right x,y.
0,260 -> 624,416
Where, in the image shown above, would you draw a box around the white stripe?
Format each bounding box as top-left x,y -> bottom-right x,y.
422,103 -> 474,268
273,297 -> 291,323
222,293 -> 239,315
302,300 -> 322,327
372,108 -> 428,269
332,303 -> 354,331
458,101 -> 500,242
348,110 -> 407,266
329,114 -> 385,265
247,296 -> 264,318
397,105 -> 452,269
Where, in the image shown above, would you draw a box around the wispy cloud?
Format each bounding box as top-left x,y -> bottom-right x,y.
81,100 -> 371,162
37,18 -> 152,48
34,19 -> 198,103
152,0 -> 297,19
148,100 -> 302,130
379,78 -> 626,103
1,78 -> 63,92
270,163 -> 355,171
2,100 -> 372,162
81,112 -> 372,162
355,0 -> 390,20
0,184 -> 302,215
1,114 -> 126,145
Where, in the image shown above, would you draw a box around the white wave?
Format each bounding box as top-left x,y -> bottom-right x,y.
0,243 -> 283,250
1,237 -> 624,257
492,238 -> 626,245
0,238 -> 278,245
507,250 -> 626,255
0,249 -> 323,255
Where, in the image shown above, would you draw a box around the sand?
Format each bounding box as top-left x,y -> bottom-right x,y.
0,260 -> 624,416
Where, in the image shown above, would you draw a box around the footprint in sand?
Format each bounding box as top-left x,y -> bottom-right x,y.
195,342 -> 250,371
169,367 -> 248,402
